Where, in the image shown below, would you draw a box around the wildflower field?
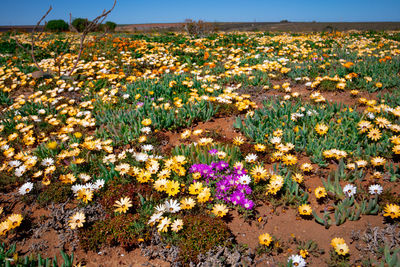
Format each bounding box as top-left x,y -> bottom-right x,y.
0,30 -> 400,266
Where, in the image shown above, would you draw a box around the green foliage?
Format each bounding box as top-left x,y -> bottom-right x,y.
37,182 -> 72,207
99,180 -> 161,214
79,213 -> 142,251
351,57 -> 400,92
80,182 -> 159,251
45,20 -> 69,32
319,80 -> 338,91
0,243 -> 74,267
172,143 -> 241,166
256,236 -> 284,256
95,98 -> 217,145
313,194 -> 379,228
326,249 -> 350,267
71,18 -> 89,32
0,91 -> 12,107
322,169 -> 345,199
104,21 -> 117,32
377,245 -> 400,267
0,170 -> 25,193
379,188 -> 400,207
235,97 -> 394,166
265,166 -> 309,208
0,39 -> 18,54
92,74 -> 219,147
295,239 -> 324,257
178,214 -> 232,264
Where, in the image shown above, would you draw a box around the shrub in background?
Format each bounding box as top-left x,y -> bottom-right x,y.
104,21 -> 117,32
71,18 -> 89,32
45,19 -> 69,32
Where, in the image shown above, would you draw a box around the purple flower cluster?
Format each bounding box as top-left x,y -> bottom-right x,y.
208,149 -> 218,155
189,161 -> 254,210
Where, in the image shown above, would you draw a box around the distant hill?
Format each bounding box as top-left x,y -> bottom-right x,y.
117,21 -> 400,32
2,22 -> 400,33
0,25 -> 44,32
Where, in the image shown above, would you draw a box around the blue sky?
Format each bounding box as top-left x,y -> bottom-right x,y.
1,0 -> 400,25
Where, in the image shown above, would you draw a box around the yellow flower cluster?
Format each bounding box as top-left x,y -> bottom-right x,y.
331,237 -> 349,255
0,213 -> 23,236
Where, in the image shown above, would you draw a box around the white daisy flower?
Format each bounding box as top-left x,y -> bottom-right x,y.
368,184 -> 383,195
164,199 -> 181,213
343,184 -> 357,198
171,219 -> 184,232
239,174 -> 251,185
148,212 -> 163,225
115,163 -> 131,175
157,217 -> 171,232
140,127 -> 152,134
245,153 -> 258,163
135,152 -> 149,162
291,113 -> 304,121
15,165 -> 27,177
94,179 -> 105,190
270,137 -> 281,145
288,254 -> 306,267
117,151 -> 126,160
355,160 -> 368,168
9,160 -> 22,168
142,144 -> 154,152
367,112 -> 375,120
79,173 -> 91,182
41,157 -> 54,167
155,203 -> 166,213
19,182 -> 34,195
84,182 -> 95,191
72,184 -> 84,194
103,154 -> 116,164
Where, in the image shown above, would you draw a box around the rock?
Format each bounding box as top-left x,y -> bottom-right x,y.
31,70 -> 45,79
31,70 -> 55,79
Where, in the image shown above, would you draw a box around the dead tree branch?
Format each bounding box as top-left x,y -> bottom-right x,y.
67,0 -> 116,77
13,1 -> 116,78
14,6 -> 53,73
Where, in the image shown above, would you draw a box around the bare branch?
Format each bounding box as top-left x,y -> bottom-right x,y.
69,13 -> 79,33
14,6 -> 52,73
32,6 -> 52,35
30,6 -> 52,72
67,0 -> 116,77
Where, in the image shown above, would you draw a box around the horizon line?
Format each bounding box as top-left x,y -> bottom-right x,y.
2,21 -> 400,27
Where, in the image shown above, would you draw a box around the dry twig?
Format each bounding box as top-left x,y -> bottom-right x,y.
13,0 -> 117,78
67,0 -> 116,77
14,6 -> 53,73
